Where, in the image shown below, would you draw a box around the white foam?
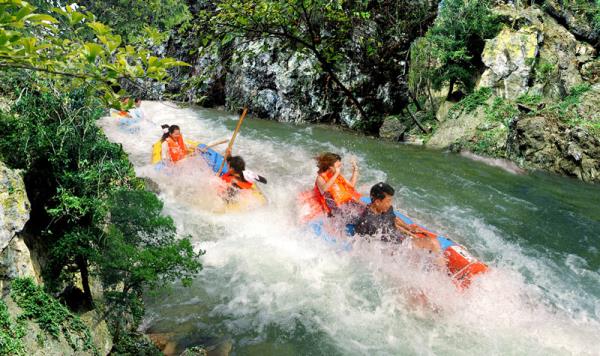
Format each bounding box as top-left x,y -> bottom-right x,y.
100,102 -> 600,355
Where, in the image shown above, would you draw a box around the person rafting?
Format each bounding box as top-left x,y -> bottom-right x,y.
161,124 -> 188,164
355,182 -> 442,257
220,155 -> 267,201
128,98 -> 144,121
314,152 -> 363,223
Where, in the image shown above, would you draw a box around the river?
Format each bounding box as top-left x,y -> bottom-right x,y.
99,102 -> 600,355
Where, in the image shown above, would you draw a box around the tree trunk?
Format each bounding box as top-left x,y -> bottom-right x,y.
311,51 -> 368,122
405,107 -> 429,134
76,256 -> 94,309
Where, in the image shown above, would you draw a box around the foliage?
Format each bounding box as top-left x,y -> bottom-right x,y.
414,0 -> 500,98
10,278 -> 95,353
0,0 -> 188,108
0,80 -> 202,345
111,332 -> 162,356
78,0 -> 191,44
485,96 -> 519,126
448,87 -> 492,120
0,299 -> 25,356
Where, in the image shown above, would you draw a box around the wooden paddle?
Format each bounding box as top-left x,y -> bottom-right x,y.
217,107 -> 248,175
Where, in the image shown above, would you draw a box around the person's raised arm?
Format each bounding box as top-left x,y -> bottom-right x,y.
316,167 -> 341,193
349,159 -> 359,187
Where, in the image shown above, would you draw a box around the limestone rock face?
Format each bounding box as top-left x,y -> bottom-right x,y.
0,236 -> 37,292
479,26 -> 541,99
543,0 -> 600,47
507,115 -> 600,182
0,161 -> 30,252
427,100 -> 490,149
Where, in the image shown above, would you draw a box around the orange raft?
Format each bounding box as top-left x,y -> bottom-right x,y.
298,192 -> 488,289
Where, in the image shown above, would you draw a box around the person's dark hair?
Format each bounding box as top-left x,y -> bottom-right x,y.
160,124 -> 170,142
168,125 -> 180,135
370,182 -> 395,201
226,156 -> 247,182
134,97 -> 142,103
315,152 -> 341,173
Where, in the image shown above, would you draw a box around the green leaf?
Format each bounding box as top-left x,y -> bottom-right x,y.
84,43 -> 104,62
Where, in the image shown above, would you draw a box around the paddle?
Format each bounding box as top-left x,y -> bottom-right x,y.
217,107 -> 248,175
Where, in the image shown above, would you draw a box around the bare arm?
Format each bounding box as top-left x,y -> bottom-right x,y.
316,169 -> 340,193
349,159 -> 359,187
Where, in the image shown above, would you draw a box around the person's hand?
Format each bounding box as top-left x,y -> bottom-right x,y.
197,146 -> 208,153
351,159 -> 358,172
225,147 -> 232,157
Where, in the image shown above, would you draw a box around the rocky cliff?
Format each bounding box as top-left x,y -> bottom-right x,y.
426,4 -> 599,182
0,161 -> 112,355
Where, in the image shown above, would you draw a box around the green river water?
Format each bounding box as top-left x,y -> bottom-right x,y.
100,102 -> 600,355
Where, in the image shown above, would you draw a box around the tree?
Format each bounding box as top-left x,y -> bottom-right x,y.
421,0 -> 500,99
0,0 -> 188,108
78,0 -> 192,44
201,0 -> 372,120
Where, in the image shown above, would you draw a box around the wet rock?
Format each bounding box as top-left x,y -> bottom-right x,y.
181,346 -> 208,356
148,332 -> 178,355
379,116 -> 406,141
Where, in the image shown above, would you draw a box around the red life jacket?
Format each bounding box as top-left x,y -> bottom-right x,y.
166,136 -> 187,162
221,171 -> 253,189
315,171 -> 361,212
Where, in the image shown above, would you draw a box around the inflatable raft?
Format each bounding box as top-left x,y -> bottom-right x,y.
298,193 -> 488,288
152,141 -> 266,212
110,109 -> 140,133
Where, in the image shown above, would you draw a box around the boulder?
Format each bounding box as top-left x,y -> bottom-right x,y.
427,99 -> 491,149
0,236 -> 37,293
479,26 -> 541,99
379,116 -> 407,141
507,115 -> 600,182
0,161 -> 30,252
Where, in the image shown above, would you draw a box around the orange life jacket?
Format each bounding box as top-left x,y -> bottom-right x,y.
166,135 -> 187,162
221,171 -> 253,189
316,171 -> 361,212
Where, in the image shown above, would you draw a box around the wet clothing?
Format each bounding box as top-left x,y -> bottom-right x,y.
355,206 -> 406,243
221,171 -> 253,189
316,171 -> 361,213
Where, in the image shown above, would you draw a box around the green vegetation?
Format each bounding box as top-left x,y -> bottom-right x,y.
0,0 -> 202,351
412,0 -> 500,99
448,88 -> 493,120
0,1 -> 188,109
0,300 -> 25,355
11,278 -> 95,353
78,0 -> 192,44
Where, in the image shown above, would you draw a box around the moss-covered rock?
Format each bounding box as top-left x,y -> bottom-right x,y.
0,161 -> 30,252
479,26 -> 541,99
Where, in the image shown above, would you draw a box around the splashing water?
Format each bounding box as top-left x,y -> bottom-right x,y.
98,102 -> 600,355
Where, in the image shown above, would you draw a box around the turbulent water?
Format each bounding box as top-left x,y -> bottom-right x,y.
99,102 -> 600,356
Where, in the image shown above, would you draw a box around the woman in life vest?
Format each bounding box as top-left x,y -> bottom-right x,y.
161,125 -> 188,164
314,152 -> 363,221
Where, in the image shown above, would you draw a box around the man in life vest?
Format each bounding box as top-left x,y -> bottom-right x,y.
314,152 -> 363,223
161,125 -> 188,164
